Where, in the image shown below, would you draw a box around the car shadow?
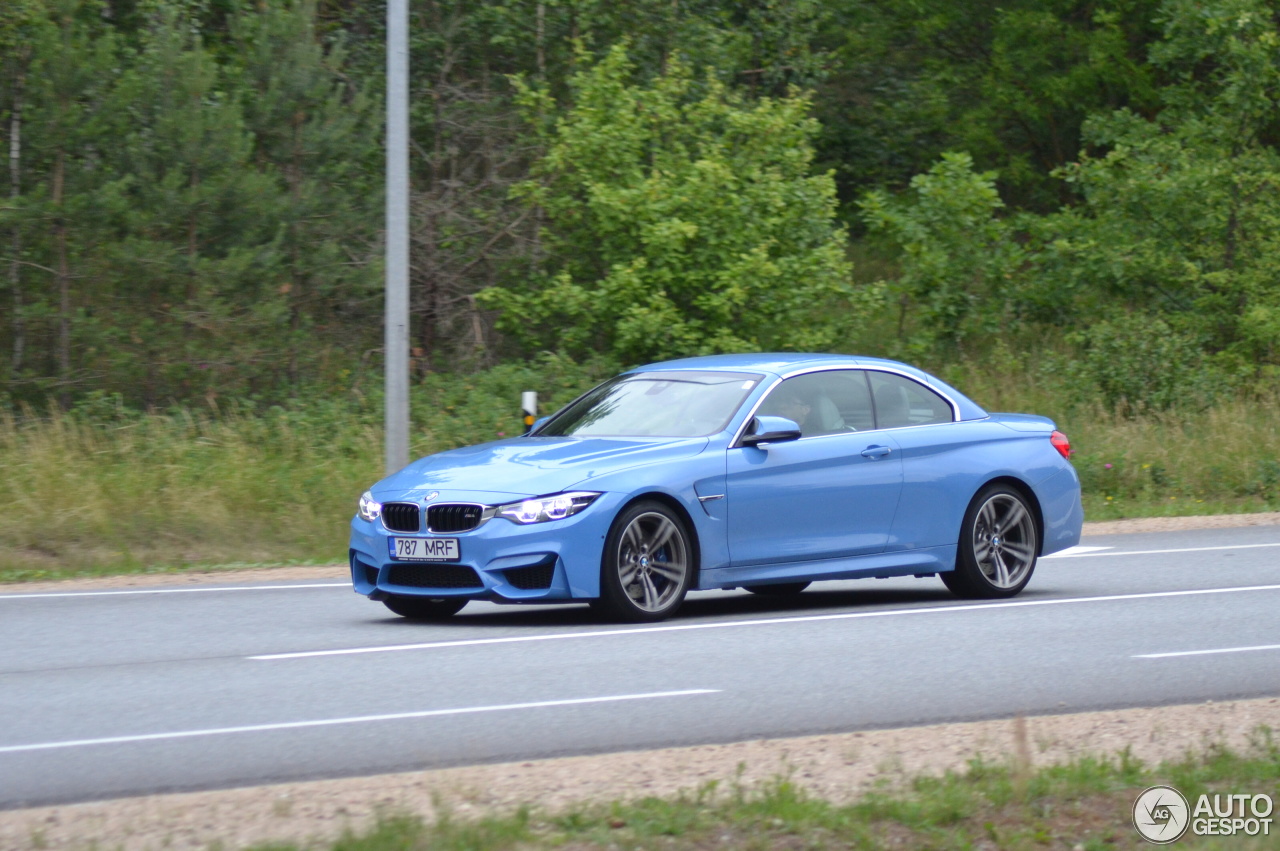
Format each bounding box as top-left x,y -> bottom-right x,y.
371,581 -> 996,629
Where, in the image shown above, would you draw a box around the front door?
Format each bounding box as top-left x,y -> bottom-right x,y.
725,370 -> 904,566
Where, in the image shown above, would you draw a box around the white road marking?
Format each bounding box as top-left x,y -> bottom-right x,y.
1043,545 -> 1113,558
0,689 -> 719,755
1134,644 -> 1280,659
253,584 -> 1280,660
0,584 -> 348,600
4,541 -> 1272,600
9,540 -> 1268,600
1046,542 -> 1280,558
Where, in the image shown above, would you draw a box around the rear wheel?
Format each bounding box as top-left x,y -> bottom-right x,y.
383,594 -> 467,619
596,501 -> 694,622
943,484 -> 1038,599
745,582 -> 811,596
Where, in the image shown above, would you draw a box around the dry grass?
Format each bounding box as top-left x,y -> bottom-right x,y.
2,366 -> 1278,580
0,406 -> 384,579
1063,395 -> 1280,519
945,354 -> 1280,520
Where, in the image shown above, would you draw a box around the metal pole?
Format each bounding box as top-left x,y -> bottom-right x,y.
385,0 -> 410,474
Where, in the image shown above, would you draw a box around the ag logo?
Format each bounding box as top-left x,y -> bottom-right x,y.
424,491 -> 439,501
1134,785 -> 1190,844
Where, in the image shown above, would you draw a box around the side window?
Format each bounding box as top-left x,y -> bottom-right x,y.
867,372 -> 954,429
756,371 -> 873,436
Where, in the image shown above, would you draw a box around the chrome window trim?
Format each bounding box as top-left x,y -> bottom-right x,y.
730,365 -> 960,448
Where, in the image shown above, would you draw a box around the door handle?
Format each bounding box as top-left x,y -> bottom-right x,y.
861,445 -> 892,459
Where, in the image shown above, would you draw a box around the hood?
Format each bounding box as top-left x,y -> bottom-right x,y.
374,435 -> 709,499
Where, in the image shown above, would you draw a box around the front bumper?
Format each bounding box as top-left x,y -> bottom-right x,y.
348,491 -> 626,602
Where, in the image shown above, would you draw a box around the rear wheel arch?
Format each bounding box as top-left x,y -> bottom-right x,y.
944,478 -> 1042,598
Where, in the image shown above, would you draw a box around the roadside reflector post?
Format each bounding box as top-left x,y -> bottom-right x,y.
522,391 -> 537,434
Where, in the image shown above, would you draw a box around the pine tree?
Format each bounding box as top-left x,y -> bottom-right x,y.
230,0 -> 378,388
98,0 -> 283,404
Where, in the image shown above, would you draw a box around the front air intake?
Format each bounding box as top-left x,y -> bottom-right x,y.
386,564 -> 482,589
504,560 -> 556,590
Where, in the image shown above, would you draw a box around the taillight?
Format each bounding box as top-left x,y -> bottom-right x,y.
1051,430 -> 1072,459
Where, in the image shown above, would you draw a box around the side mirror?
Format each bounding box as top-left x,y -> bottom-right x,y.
527,416 -> 551,434
740,415 -> 802,447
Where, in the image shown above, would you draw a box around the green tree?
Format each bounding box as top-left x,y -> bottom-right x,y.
817,0 -> 1161,212
230,0 -> 379,386
0,0 -> 50,382
860,152 -> 1023,354
93,1 -> 283,404
1043,0 -> 1280,370
481,45 -> 863,364
330,1 -> 836,370
4,0 -> 119,404
3,0 -> 384,407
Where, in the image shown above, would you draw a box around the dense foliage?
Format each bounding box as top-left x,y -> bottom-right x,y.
481,46 -> 862,363
2,0 -> 1279,415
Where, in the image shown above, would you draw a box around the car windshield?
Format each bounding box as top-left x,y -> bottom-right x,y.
537,371 -> 763,437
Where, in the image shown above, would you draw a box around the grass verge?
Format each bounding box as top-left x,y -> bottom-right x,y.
0,356 -> 612,583
1,356 -> 1277,583
235,729 -> 1280,851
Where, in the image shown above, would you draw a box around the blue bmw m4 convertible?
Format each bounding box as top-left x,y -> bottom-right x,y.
349,353 -> 1083,622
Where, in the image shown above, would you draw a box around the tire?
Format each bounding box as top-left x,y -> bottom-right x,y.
745,582 -> 811,596
596,500 -> 694,622
943,484 -> 1039,599
383,594 -> 468,619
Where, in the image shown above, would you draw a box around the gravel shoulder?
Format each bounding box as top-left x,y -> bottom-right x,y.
4,699 -> 1278,851
3,512 -> 1279,851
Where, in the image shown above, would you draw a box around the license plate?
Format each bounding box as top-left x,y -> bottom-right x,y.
389,537 -> 460,562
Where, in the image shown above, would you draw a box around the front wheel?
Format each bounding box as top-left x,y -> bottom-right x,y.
943,484 -> 1038,599
596,501 -> 694,622
383,594 -> 467,620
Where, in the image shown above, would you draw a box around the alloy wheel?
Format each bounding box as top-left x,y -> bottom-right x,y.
615,510 -> 690,613
971,493 -> 1037,589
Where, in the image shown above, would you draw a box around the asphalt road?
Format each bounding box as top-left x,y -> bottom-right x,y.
2,524 -> 1278,809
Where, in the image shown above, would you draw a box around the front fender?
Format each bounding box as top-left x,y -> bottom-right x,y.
568,442 -> 731,579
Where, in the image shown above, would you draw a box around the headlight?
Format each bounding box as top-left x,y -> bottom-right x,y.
357,490 -> 382,522
496,492 -> 599,524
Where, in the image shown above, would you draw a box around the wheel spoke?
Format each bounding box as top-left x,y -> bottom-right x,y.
649,559 -> 684,582
999,499 -> 1028,532
972,538 -> 993,563
1002,541 -> 1033,564
979,500 -> 999,531
991,551 -> 1011,586
623,522 -> 643,551
639,572 -> 660,609
618,559 -> 639,587
647,516 -> 678,552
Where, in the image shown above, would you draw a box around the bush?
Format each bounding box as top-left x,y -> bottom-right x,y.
1065,314 -> 1216,416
